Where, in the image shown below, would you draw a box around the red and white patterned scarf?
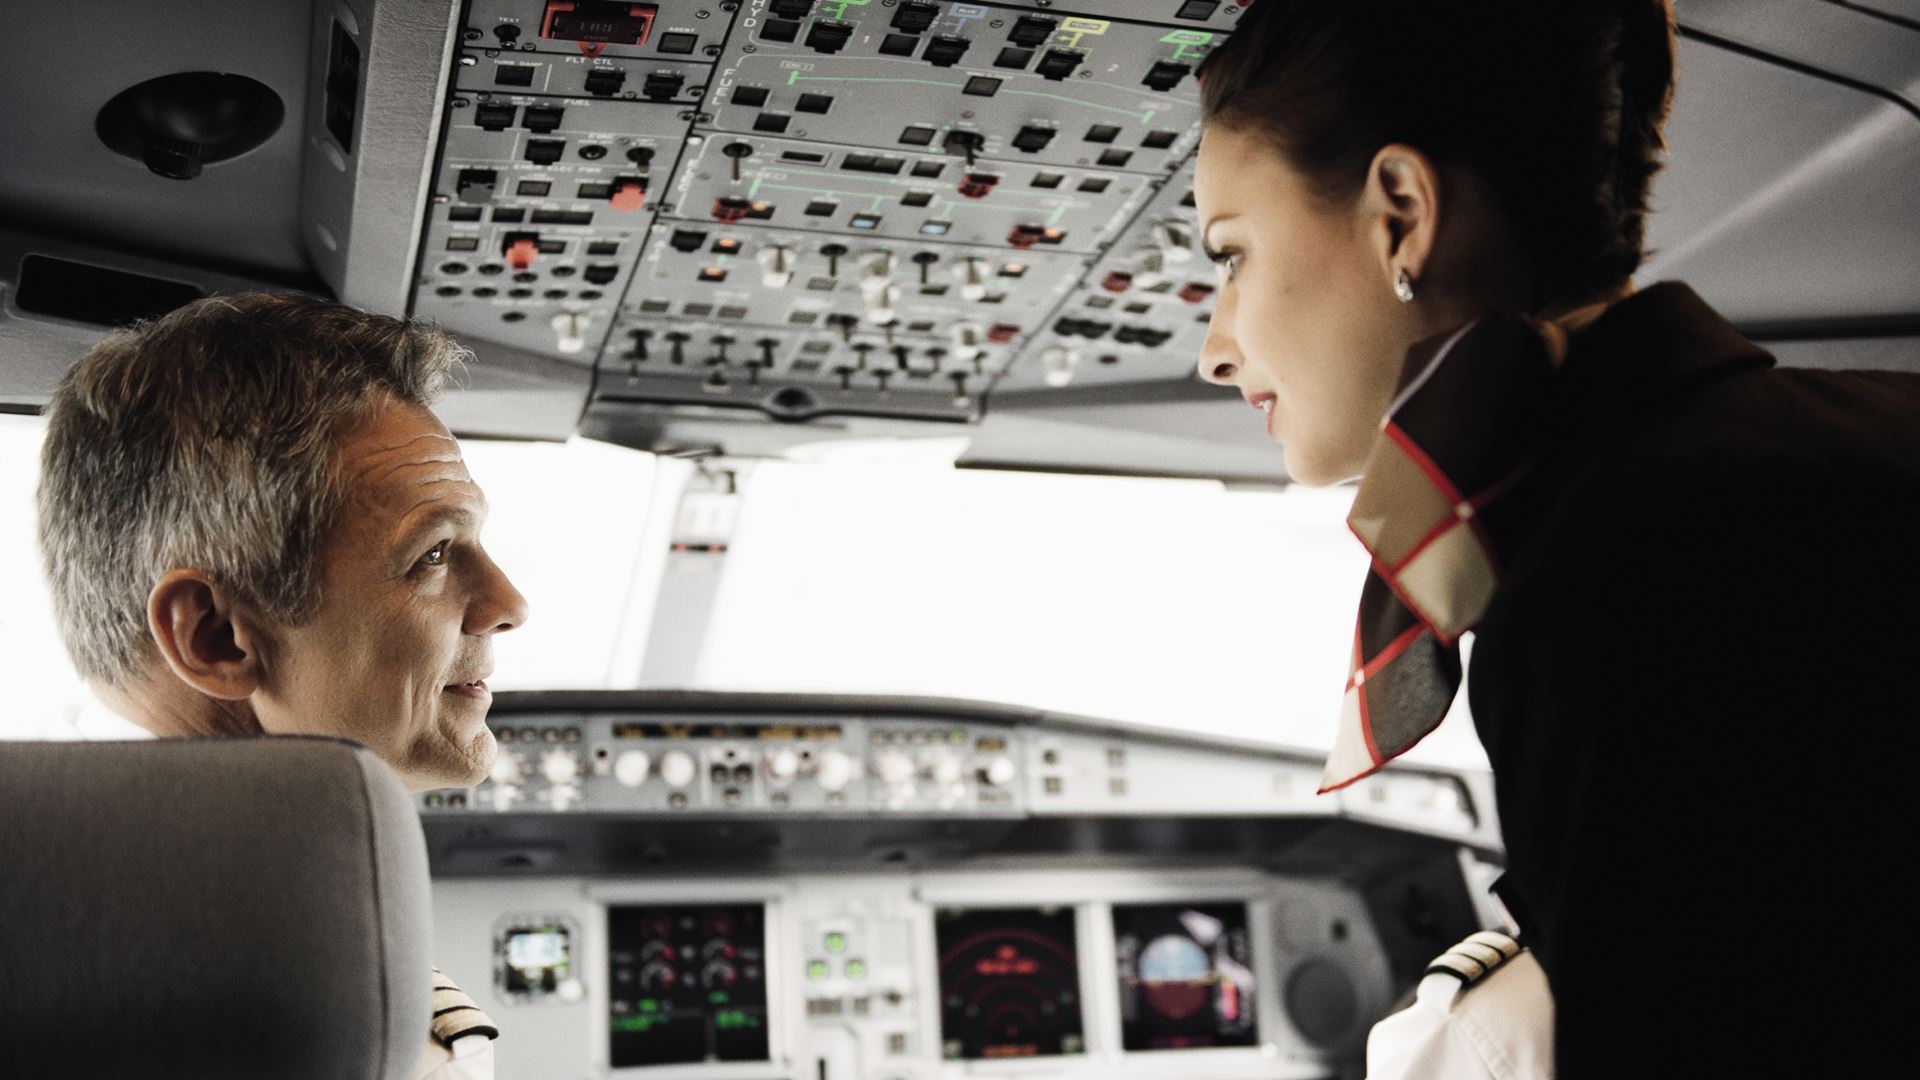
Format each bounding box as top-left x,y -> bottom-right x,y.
1320,298 -> 1620,792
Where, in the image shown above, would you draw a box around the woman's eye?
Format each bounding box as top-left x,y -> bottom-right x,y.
420,540 -> 451,568
1204,246 -> 1240,280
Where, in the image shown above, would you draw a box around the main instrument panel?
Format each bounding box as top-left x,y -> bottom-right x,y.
419,693 -> 1503,1080
435,869 -> 1393,1080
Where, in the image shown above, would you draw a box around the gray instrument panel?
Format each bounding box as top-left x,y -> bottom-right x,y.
408,0 -> 1243,430
416,698 -> 1496,1078
434,868 -> 1389,1080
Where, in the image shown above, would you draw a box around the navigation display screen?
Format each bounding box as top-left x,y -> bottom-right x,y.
1113,902 -> 1259,1050
935,906 -> 1085,1060
607,904 -> 769,1066
501,925 -> 570,997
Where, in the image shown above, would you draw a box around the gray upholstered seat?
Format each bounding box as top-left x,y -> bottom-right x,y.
0,736 -> 432,1079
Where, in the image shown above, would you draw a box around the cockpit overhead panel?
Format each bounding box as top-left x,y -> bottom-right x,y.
408,0 -> 1243,439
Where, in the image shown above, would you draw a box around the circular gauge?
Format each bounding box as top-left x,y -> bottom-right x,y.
1138,934 -> 1212,1021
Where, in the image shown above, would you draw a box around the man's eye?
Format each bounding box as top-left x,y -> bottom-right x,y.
420,540 -> 451,568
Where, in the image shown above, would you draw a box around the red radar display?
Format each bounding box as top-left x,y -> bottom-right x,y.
936,907 -> 1085,1060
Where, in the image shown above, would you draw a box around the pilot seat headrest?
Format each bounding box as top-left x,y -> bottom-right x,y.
0,736 -> 433,1080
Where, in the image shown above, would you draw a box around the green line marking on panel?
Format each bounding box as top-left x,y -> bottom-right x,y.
1001,88 -> 1151,120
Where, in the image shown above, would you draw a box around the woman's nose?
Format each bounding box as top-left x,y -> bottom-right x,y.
1197,329 -> 1241,386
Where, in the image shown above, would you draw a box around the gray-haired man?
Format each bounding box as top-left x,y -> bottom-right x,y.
37,292 -> 529,1079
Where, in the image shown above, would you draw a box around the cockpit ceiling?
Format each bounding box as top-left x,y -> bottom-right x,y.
0,0 -> 1914,482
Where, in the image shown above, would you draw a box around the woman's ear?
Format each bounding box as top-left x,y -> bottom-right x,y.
1361,143 -> 1443,290
146,569 -> 266,701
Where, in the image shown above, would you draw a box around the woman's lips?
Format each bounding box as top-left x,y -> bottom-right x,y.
1246,393 -> 1278,438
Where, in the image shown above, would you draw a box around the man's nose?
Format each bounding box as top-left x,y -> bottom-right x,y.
466,549 -> 530,635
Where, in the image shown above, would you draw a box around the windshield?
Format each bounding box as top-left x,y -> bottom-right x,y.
0,414 -> 1486,768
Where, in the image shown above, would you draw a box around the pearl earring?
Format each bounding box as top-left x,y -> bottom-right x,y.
1394,268 -> 1416,303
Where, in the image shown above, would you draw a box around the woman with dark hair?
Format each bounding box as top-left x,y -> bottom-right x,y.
1191,1 -> 1918,1075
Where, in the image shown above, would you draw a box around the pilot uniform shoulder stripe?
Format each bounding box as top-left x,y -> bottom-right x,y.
1422,929 -> 1524,986
428,969 -> 500,1048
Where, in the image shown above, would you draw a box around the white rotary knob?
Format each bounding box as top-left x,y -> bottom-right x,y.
541,748 -> 580,785
816,749 -> 855,792
980,756 -> 1017,787
766,747 -> 800,783
875,750 -> 915,787
614,750 -> 651,787
660,750 -> 697,788
930,752 -> 963,786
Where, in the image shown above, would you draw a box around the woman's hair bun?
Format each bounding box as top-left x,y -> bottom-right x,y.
1199,0 -> 1677,299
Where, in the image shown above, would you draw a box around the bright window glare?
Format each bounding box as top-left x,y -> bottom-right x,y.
0,415 -> 663,737
459,437 -> 670,690
695,462 -> 1490,768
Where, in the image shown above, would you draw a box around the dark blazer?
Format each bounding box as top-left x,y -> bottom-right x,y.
1467,283 -> 1920,1077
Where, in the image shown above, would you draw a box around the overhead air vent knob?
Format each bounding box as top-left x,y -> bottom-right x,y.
96,72 -> 285,180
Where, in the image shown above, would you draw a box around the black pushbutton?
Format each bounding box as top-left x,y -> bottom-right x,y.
892,1 -> 938,33
732,86 -> 770,107
669,229 -> 708,253
1011,125 -> 1055,152
1034,48 -> 1084,81
473,103 -> 516,131
657,31 -> 697,54
584,67 -> 626,95
878,33 -> 918,56
805,20 -> 854,54
524,139 -> 564,165
760,18 -> 800,43
1176,0 -> 1220,19
770,0 -> 814,16
923,35 -> 971,67
522,105 -> 564,133
495,63 -> 536,87
642,71 -> 683,101
796,93 -> 833,113
1142,61 -> 1192,92
1009,16 -> 1057,47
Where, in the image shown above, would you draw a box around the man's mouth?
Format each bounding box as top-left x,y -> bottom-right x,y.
443,678 -> 490,699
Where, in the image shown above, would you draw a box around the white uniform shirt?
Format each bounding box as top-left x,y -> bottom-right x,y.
65,699 -> 496,1080
1365,931 -> 1553,1080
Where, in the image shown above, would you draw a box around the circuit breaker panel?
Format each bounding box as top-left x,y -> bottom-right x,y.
410,0 -> 1245,428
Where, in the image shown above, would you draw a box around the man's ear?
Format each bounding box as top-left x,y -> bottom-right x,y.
1361,143 -> 1443,290
146,570 -> 266,701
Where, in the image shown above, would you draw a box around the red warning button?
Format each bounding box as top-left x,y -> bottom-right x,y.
610,179 -> 646,211
505,237 -> 540,271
